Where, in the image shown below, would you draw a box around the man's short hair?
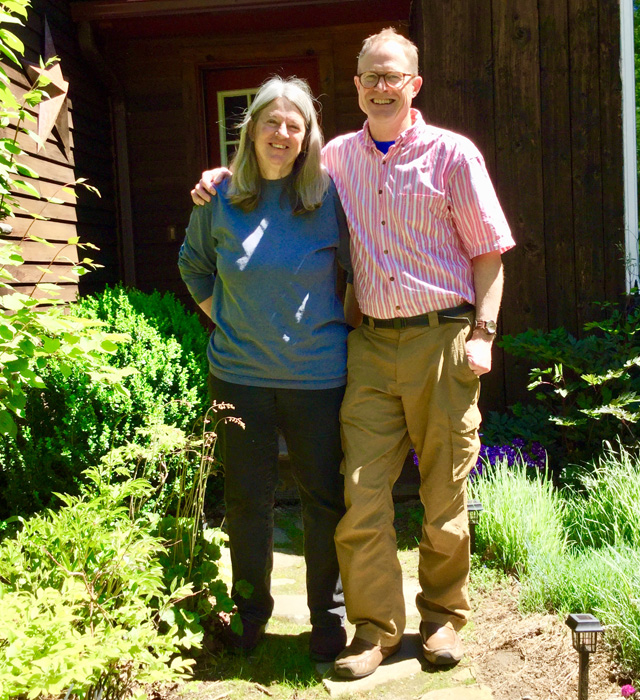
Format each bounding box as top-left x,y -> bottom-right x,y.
357,27 -> 419,75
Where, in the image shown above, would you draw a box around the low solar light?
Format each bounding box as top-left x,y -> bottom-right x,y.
467,499 -> 483,554
467,499 -> 483,525
565,613 -> 604,700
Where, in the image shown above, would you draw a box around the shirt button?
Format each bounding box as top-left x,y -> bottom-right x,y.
383,249 -> 389,254
396,305 -> 400,310
381,221 -> 385,225
378,189 -> 382,194
390,276 -> 395,281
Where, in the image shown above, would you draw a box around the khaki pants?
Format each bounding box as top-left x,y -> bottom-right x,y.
335,318 -> 481,646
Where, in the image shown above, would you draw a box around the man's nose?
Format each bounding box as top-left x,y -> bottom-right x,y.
375,75 -> 388,90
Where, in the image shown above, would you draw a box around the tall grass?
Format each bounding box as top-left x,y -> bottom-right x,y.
521,546 -> 640,676
473,444 -> 640,677
470,457 -> 565,577
563,442 -> 640,551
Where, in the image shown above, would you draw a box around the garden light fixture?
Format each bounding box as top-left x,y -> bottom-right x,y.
565,613 -> 604,700
467,498 -> 483,554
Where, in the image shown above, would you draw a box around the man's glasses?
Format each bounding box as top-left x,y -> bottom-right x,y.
356,72 -> 415,89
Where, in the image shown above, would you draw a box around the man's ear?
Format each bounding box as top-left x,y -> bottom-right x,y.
411,75 -> 423,98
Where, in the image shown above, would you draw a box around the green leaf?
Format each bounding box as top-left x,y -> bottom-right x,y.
0,28 -> 25,53
1,2 -> 29,19
41,336 -> 61,353
13,179 -> 41,198
0,409 -> 16,437
15,163 -> 39,178
0,41 -> 20,66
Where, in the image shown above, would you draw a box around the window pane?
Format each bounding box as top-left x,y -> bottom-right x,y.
224,95 -> 249,142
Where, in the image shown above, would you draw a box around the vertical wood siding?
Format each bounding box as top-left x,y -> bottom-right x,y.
411,0 -> 626,409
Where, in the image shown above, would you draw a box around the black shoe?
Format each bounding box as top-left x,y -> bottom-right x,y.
309,625 -> 348,661
222,617 -> 267,651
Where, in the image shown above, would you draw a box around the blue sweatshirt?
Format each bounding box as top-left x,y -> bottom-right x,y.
178,176 -> 352,389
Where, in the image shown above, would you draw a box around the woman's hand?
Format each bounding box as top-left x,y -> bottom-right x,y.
191,167 -> 232,205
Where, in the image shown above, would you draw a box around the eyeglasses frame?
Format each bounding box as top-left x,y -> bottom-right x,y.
356,72 -> 416,89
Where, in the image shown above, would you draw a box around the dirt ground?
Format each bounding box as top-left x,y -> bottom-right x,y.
466,580 -> 622,700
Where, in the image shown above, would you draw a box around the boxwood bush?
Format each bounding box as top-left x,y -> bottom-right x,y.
0,286 -> 210,518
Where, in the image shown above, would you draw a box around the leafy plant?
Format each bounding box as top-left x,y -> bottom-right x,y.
0,0 -> 131,442
0,463 -> 195,700
99,406 -> 244,642
0,286 -> 209,517
497,301 -> 640,468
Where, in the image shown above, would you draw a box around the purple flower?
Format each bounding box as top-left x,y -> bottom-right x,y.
621,685 -> 636,698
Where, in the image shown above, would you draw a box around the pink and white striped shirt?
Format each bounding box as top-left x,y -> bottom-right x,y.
323,109 -> 515,319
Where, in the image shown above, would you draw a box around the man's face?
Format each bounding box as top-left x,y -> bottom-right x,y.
355,39 -> 422,138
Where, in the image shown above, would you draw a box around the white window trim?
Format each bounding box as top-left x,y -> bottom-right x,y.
621,0 -> 639,291
217,88 -> 258,166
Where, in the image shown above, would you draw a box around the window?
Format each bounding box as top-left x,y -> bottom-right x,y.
217,89 -> 258,165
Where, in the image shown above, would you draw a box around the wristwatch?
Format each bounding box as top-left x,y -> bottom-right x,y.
473,319 -> 498,337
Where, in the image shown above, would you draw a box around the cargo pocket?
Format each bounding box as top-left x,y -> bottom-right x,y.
449,405 -> 482,482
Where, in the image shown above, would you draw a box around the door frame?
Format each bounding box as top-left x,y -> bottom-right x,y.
180,32 -> 336,182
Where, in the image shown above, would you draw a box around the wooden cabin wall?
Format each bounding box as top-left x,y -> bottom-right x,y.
411,0 -> 626,411
102,21 -> 401,302
3,0 -> 118,302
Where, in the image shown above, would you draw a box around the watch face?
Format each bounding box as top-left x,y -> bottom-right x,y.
476,320 -> 497,334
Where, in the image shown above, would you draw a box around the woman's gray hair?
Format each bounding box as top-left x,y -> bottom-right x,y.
228,76 -> 328,214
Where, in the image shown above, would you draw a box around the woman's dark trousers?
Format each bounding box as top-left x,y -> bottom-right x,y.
208,374 -> 346,629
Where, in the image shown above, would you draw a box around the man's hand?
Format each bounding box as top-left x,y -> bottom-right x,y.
190,167 -> 232,206
466,334 -> 493,376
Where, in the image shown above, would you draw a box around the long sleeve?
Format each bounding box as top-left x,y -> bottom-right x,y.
178,203 -> 218,304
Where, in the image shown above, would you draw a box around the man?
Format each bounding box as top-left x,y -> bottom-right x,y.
192,28 -> 514,680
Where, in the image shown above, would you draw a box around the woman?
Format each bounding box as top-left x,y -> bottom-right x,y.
178,77 -> 351,661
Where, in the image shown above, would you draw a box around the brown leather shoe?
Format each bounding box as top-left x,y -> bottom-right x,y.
420,621 -> 464,665
334,637 -> 401,679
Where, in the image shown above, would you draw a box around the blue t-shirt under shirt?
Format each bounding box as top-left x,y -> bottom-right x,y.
373,139 -> 395,154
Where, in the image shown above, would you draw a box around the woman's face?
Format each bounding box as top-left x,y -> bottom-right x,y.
251,97 -> 307,180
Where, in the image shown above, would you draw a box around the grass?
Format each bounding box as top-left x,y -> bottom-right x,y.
470,457 -> 566,577
472,445 -> 640,682
563,441 -> 640,550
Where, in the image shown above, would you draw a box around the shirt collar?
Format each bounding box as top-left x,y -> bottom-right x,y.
361,109 -> 426,152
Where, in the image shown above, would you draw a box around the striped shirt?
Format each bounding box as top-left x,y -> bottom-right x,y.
323,109 -> 515,319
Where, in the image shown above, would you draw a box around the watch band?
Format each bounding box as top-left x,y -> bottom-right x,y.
474,319 -> 497,335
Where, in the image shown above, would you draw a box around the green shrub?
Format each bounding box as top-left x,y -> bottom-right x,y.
497,301 -> 640,469
0,464 -> 196,700
0,286 -> 209,517
470,457 -> 566,577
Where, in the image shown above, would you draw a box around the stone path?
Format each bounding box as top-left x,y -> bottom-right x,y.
220,522 -> 494,698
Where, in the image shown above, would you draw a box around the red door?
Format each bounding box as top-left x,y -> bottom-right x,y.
203,57 -> 320,167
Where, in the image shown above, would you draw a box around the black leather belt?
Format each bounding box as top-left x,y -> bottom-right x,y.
362,303 -> 474,330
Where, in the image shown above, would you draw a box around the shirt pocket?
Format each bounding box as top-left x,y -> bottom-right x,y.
396,191 -> 449,225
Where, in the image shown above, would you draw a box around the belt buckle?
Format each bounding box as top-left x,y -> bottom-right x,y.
392,318 -> 405,330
